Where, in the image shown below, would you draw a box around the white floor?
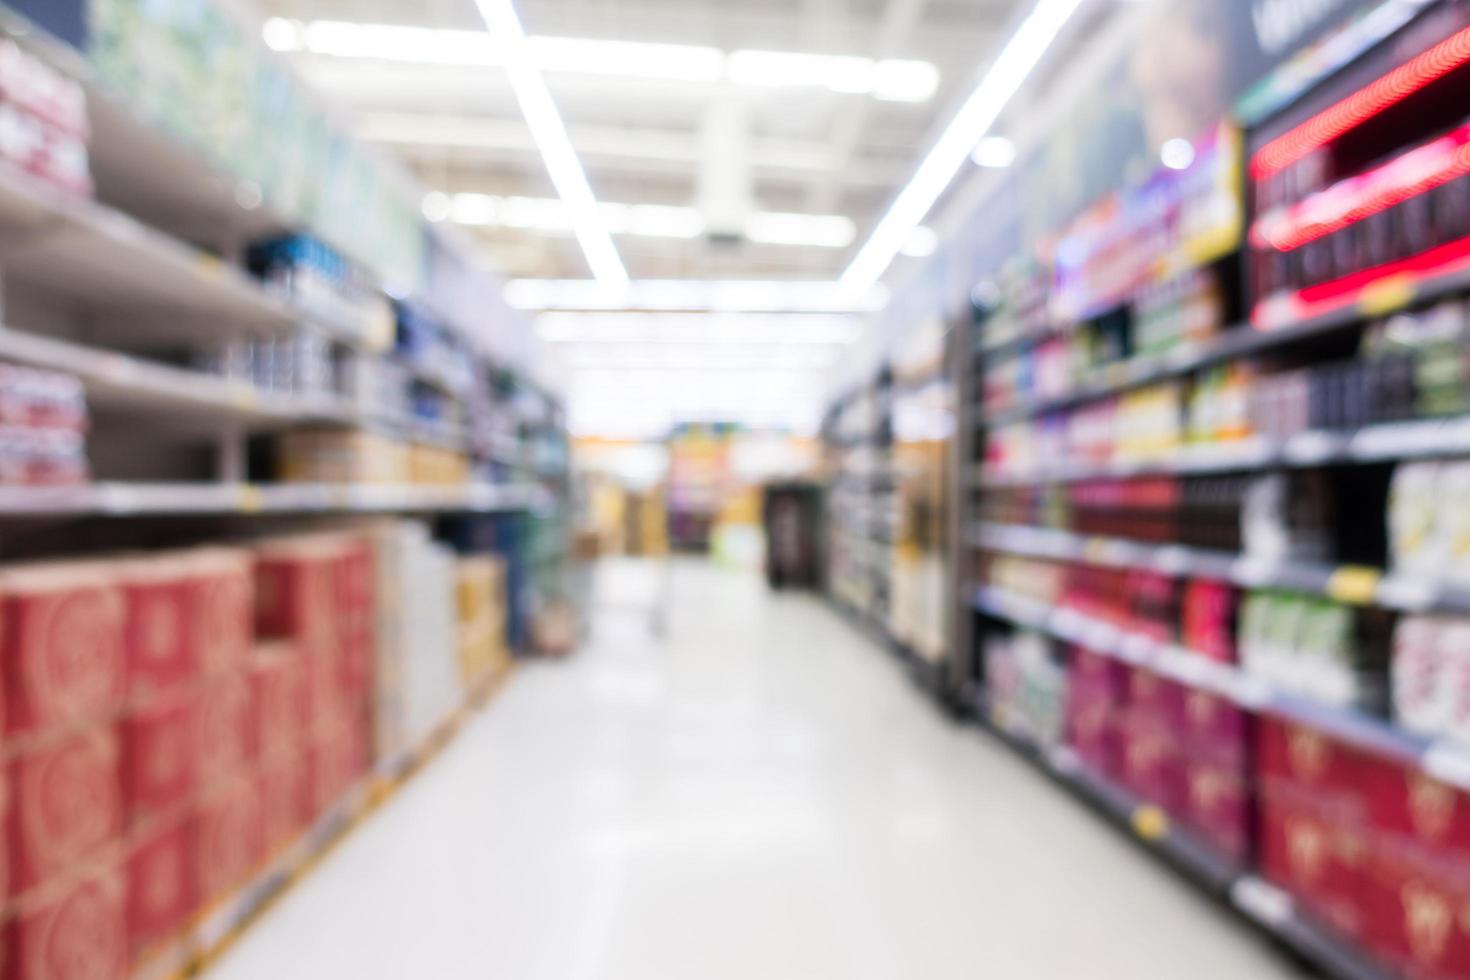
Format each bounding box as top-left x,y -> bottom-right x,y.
210,559 -> 1308,980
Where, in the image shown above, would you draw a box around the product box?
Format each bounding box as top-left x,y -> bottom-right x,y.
258,754 -> 310,857
275,429 -> 409,485
193,777 -> 264,905
1361,844 -> 1470,979
123,815 -> 194,956
1369,763 -> 1470,859
117,559 -> 192,703
1119,715 -> 1186,815
1257,718 -> 1370,810
0,561 -> 125,736
119,695 -> 195,825
307,721 -> 367,822
8,725 -> 120,897
1184,764 -> 1251,862
1127,668 -> 1185,731
334,541 -> 375,648
1183,688 -> 1249,771
11,867 -> 127,980
195,672 -> 254,791
184,550 -> 253,679
253,539 -> 338,643
1259,789 -> 1368,941
250,643 -> 307,763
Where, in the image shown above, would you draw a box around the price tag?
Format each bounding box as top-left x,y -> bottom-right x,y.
1327,566 -> 1382,606
1132,805 -> 1169,842
1424,744 -> 1470,793
1232,877 -> 1294,928
1359,274 -> 1417,318
238,487 -> 265,514
195,254 -> 226,279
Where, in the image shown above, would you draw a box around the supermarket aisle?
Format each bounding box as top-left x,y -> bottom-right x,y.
210,559 -> 1304,980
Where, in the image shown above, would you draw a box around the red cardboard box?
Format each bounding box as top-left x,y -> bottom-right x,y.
195,673 -> 254,791
0,562 -> 125,736
117,559 -> 192,704
1361,844 -> 1470,980
254,540 -> 339,644
258,755 -> 309,857
1183,688 -> 1249,770
1071,647 -> 1127,701
1184,763 -> 1251,863
124,816 -> 193,956
250,644 -> 306,763
10,866 -> 127,980
304,648 -> 348,737
1369,763 -> 1470,859
1127,668 -> 1185,730
194,777 -> 263,905
1259,789 -> 1368,942
185,550 -> 253,679
1258,718 -> 1369,809
333,542 -> 374,644
1066,685 -> 1123,779
9,726 -> 120,897
119,696 -> 195,825
1119,715 -> 1186,815
307,724 -> 366,821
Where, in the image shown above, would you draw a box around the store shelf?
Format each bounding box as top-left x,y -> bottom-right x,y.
978,294 -> 1443,428
969,584 -> 1470,786
975,416 -> 1467,486
971,521 -> 1470,614
0,325 -> 356,428
1230,878 -> 1398,980
979,688 -> 1396,980
0,481 -> 538,517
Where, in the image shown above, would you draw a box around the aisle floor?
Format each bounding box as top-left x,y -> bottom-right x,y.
211,559 -> 1309,980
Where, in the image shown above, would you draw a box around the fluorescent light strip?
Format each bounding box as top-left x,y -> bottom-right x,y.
841,0 -> 1085,291
509,280 -> 888,313
472,0 -> 627,286
431,192 -> 855,248
264,19 -> 938,102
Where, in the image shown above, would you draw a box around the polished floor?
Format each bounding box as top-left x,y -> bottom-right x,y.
211,558 -> 1308,980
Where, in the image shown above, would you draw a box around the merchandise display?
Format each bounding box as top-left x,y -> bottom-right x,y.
949,6 -> 1470,979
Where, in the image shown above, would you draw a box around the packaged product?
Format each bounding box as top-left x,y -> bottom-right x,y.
1389,462 -> 1444,577
1392,616 -> 1451,736
1439,461 -> 1470,585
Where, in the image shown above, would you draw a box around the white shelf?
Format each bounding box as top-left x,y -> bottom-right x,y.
0,326 -> 356,429
970,521 -> 1470,613
978,417 -> 1467,486
0,482 -> 537,517
971,584 -> 1469,789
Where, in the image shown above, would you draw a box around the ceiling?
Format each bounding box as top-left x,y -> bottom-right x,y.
254,0 -> 1055,437
257,0 -> 1028,283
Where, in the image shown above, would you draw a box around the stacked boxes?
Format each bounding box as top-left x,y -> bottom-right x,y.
455,558 -> 510,692
253,534 -> 373,836
0,38 -> 91,196
369,522 -> 460,765
1066,653 -> 1252,862
276,430 -> 410,485
0,560 -> 129,980
0,363 -> 89,487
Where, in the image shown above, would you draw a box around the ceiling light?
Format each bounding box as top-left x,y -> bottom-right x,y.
842,0 -> 1085,292
534,313 -> 861,345
900,226 -> 939,258
1160,137 -> 1196,171
528,35 -> 724,82
972,135 -> 1017,169
744,212 -> 856,249
434,193 -> 853,247
471,0 -> 627,286
510,280 -> 888,312
421,191 -> 452,222
873,60 -> 942,102
264,18 -> 939,102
